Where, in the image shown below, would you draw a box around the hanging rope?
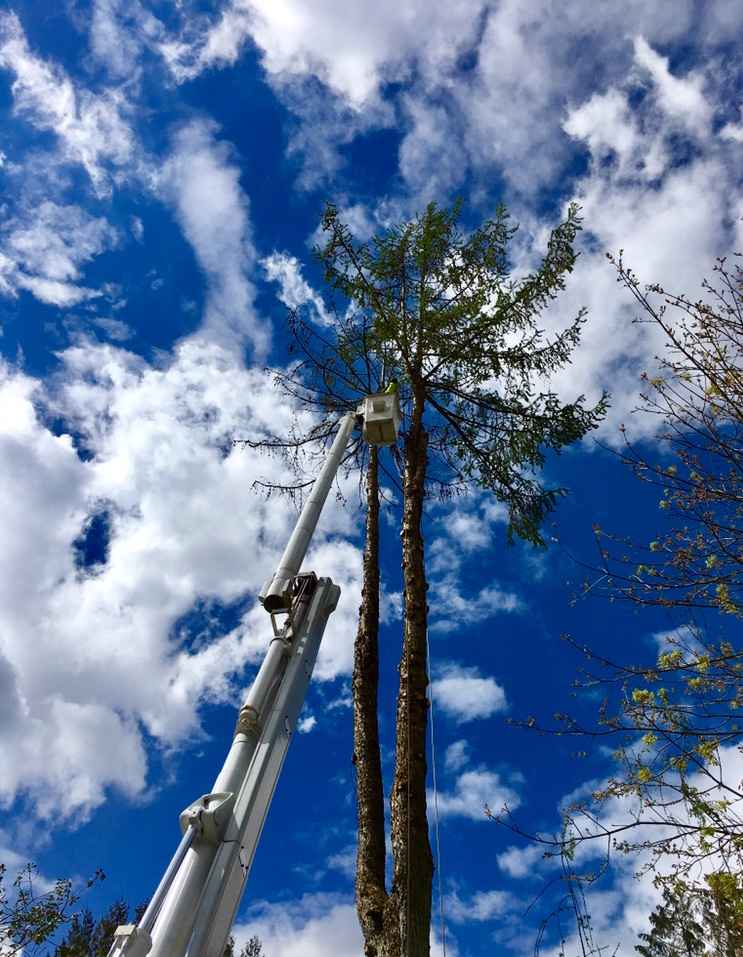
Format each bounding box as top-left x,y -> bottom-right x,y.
426,626 -> 447,957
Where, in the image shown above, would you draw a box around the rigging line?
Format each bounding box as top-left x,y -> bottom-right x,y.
426,626 -> 447,957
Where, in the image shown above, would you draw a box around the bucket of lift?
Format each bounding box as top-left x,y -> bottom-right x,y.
359,391 -> 401,446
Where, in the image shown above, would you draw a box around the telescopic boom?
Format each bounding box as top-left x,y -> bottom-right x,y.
108,393 -> 399,957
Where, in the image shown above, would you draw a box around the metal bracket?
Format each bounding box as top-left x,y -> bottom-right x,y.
179,792 -> 236,844
269,610 -> 291,639
107,924 -> 152,957
268,573 -> 318,638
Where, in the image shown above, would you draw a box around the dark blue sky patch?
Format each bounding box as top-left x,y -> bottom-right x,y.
73,507 -> 112,571
170,592 -> 253,655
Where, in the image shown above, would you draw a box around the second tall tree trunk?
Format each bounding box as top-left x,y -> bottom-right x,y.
389,394 -> 433,957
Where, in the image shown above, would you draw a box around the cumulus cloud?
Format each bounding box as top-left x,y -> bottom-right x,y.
157,0 -> 484,187
297,714 -> 317,734
0,336 -> 362,821
161,0 -> 485,107
427,497 -> 507,574
499,746 -> 743,956
393,0 -> 718,198
234,892 -> 453,957
0,11 -> 135,195
425,495 -> 519,634
432,664 -> 507,723
432,769 -> 520,821
533,35 -> 740,440
153,0 -> 742,214
496,843 -> 546,879
447,887 -> 514,923
234,894 -> 361,957
325,845 -> 356,881
428,578 -> 521,635
159,119 -> 269,355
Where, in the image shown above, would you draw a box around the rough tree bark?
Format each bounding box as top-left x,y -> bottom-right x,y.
389,391 -> 433,957
353,446 -> 396,957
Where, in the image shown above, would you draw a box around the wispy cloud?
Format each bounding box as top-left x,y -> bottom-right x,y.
0,201 -> 119,308
159,119 -> 269,355
0,11 -> 135,195
262,251 -> 331,325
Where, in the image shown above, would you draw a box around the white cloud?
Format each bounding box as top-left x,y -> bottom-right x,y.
720,108 -> 743,143
0,335 -> 363,821
159,119 -> 269,355
650,623 -> 703,654
447,887 -> 514,923
396,0 -> 707,198
234,892 -> 454,957
297,714 -> 317,734
91,316 -> 134,342
563,87 -> 667,182
0,201 -> 119,308
429,577 -> 521,635
444,740 -> 470,773
507,745 -> 743,956
0,11 -> 135,194
155,0 -> 742,219
233,894 -> 361,957
262,251 -> 331,325
427,496 -> 507,578
325,845 -> 355,881
496,843 -> 546,879
162,0 -> 485,108
632,35 -> 712,136
433,769 -> 520,821
442,511 -> 490,553
398,95 -> 465,201
425,496 -> 519,633
432,664 -> 507,723
537,38 -> 741,440
158,0 -> 483,188
14,274 -> 99,307
89,0 -> 165,80
130,216 -> 144,242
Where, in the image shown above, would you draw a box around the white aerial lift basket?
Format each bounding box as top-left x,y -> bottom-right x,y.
360,391 -> 401,446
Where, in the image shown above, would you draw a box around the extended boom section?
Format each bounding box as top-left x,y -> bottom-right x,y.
108,402 -> 400,957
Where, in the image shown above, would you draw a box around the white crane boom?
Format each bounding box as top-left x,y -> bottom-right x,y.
108,393 -> 399,957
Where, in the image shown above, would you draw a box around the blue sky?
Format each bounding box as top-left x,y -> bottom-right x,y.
0,2 -> 742,954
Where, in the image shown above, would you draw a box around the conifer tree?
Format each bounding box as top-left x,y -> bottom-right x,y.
636,875 -> 743,957
252,200 -> 604,957
315,200 -> 605,957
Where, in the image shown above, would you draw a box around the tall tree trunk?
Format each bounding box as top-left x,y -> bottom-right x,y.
353,447 -> 392,957
389,393 -> 433,957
